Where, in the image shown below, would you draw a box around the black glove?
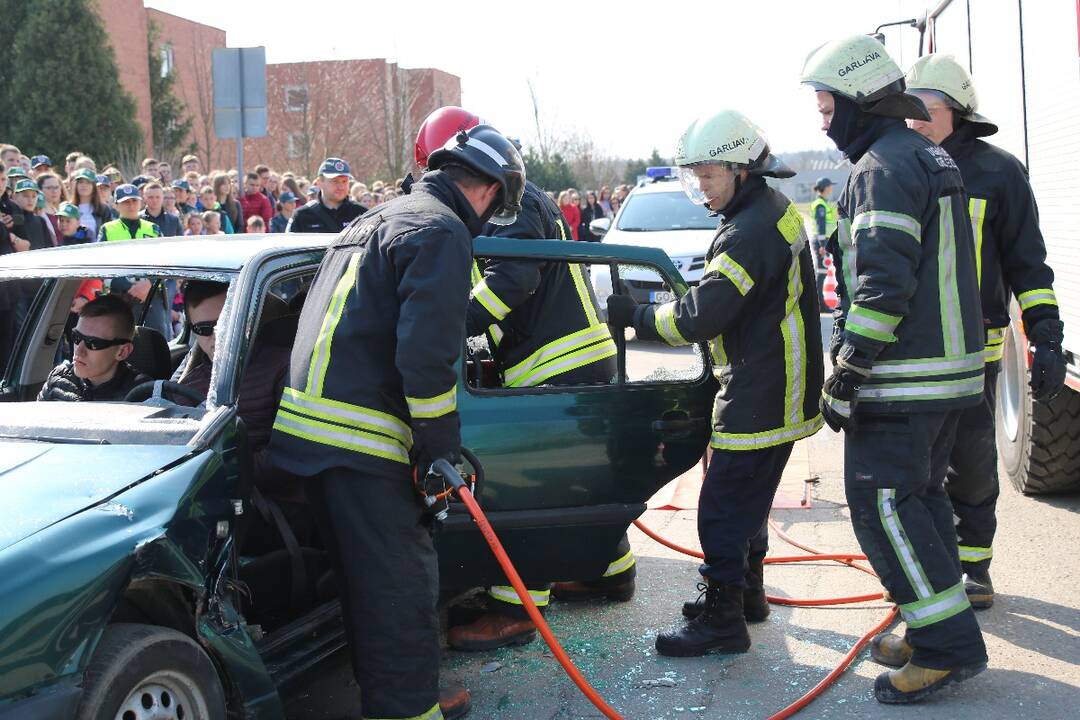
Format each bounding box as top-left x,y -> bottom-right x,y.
38,367 -> 86,402
820,344 -> 872,432
1029,319 -> 1066,401
411,413 -> 462,477
605,293 -> 638,328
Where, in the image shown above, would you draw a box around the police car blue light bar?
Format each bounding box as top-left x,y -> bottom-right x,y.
646,166 -> 677,179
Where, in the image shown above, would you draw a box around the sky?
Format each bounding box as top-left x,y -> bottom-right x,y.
145,0 -> 928,160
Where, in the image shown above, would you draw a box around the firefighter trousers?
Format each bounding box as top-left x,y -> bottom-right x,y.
845,410 -> 988,669
945,364 -> 1000,572
699,442 -> 794,585
308,466 -> 442,720
488,534 -> 636,618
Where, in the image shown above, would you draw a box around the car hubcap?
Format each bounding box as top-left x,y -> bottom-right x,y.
1000,323 -> 1023,443
115,670 -> 209,720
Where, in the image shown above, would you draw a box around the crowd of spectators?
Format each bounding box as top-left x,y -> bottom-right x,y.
552,184 -> 632,241
0,144 -> 412,251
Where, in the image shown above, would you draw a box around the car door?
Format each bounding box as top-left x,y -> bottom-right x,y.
438,237 -> 716,592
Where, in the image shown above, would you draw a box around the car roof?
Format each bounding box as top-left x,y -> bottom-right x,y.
628,180 -> 685,197
0,233 -> 334,273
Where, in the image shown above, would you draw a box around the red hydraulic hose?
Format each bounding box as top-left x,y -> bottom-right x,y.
634,516 -> 897,719
452,482 -> 624,720
632,519 -> 885,607
764,607 -> 900,720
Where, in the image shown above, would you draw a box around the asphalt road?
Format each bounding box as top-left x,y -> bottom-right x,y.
284,334 -> 1080,719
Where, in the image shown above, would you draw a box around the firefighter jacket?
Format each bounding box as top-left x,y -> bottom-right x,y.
285,194 -> 365,234
942,123 -> 1060,364
467,180 -> 617,387
631,177 -> 824,451
828,123 -> 984,415
269,171 -> 476,477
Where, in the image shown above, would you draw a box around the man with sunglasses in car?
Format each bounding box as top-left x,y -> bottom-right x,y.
38,295 -> 142,402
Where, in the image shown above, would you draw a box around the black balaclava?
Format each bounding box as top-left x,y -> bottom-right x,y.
827,94 -> 903,163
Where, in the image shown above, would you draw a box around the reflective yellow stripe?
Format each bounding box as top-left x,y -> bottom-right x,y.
654,302 -> 689,346
568,263 -> 600,327
776,203 -> 804,245
471,278 -> 511,321
899,581 -> 970,629
503,324 -> 614,387
508,338 -> 617,388
968,197 -> 987,286
852,210 -> 922,242
704,252 -> 754,296
281,387 -> 412,447
1017,288 -> 1058,311
709,335 -> 728,370
602,550 -> 636,577
306,253 -> 362,397
273,409 -> 411,464
472,260 -> 504,346
938,197 -> 964,358
983,326 -> 1007,363
489,585 -> 550,606
847,304 -> 902,344
406,388 -> 457,419
957,545 -> 993,563
711,415 -> 823,451
364,702 -> 443,720
781,257 -> 807,425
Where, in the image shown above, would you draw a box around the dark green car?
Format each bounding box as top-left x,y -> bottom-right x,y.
0,233 -> 714,719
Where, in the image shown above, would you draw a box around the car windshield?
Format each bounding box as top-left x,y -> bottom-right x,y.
0,270 -> 238,444
616,190 -> 717,232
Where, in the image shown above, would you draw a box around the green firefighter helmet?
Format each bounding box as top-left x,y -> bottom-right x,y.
801,34 -> 930,121
906,53 -> 998,136
673,109 -> 794,203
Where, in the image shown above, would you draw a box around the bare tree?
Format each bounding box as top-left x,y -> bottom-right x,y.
358,62 -> 422,181
527,78 -> 558,164
189,33 -> 218,169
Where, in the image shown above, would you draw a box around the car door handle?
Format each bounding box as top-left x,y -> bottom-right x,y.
652,413 -> 704,436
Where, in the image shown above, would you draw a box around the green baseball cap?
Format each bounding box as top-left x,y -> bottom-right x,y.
14,178 -> 37,194
57,201 -> 81,220
71,168 -> 97,183
6,166 -> 28,180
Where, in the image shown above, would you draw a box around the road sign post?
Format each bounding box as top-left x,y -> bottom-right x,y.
213,47 -> 267,182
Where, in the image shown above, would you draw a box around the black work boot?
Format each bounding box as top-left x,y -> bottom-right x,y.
658,581 -> 751,657
963,564 -> 994,609
683,558 -> 770,623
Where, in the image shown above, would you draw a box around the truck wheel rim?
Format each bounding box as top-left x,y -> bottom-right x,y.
1001,324 -> 1022,443
115,670 -> 210,720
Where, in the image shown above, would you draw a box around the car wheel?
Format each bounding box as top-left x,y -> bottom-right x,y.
997,319 -> 1080,494
76,623 -> 227,720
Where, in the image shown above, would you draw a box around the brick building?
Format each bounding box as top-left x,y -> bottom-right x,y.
100,3 -> 460,182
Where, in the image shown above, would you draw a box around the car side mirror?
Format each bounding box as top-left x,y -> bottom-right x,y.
589,218 -> 611,237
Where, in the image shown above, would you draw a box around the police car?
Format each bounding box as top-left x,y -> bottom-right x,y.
590,167 -> 717,307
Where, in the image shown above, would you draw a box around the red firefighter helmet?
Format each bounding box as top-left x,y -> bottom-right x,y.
414,106 -> 482,171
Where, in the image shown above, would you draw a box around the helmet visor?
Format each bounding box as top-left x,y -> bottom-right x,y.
677,166 -> 708,205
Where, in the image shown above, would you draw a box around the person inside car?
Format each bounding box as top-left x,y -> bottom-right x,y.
38,295 -> 142,402
175,280 -> 307,551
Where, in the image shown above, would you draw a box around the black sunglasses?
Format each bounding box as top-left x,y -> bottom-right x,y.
71,328 -> 131,351
190,320 -> 217,337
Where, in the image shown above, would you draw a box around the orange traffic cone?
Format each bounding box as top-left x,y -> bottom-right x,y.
822,256 -> 838,310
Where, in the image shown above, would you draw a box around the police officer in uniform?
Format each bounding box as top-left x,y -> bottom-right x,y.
286,157 -> 365,233
809,177 -> 836,309
607,110 -> 824,658
411,107 -> 632,653
801,35 -> 988,703
902,54 -> 1066,612
269,125 -> 525,720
